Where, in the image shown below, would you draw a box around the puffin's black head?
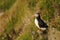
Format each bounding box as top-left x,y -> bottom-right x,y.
35,13 -> 40,18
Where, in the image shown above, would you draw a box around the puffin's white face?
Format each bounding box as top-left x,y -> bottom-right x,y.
35,13 -> 39,17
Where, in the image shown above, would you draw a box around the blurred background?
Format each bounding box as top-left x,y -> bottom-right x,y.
0,0 -> 60,40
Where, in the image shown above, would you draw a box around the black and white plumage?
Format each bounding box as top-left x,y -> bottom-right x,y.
34,13 -> 48,31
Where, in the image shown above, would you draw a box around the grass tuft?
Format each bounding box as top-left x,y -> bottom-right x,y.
0,0 -> 16,11
5,13 -> 18,34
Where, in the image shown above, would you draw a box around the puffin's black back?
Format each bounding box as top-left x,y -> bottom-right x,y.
36,13 -> 48,29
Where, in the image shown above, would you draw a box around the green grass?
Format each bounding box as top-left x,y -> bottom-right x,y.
0,36 -> 2,40
0,0 -> 60,40
55,0 -> 60,4
57,26 -> 60,31
17,32 -> 32,40
56,19 -> 60,25
40,0 -> 55,21
0,0 -> 16,11
28,0 -> 38,10
5,13 -> 18,34
16,24 -> 33,40
46,0 -> 54,18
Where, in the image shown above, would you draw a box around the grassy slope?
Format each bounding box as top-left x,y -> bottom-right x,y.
0,0 -> 16,11
0,0 -> 60,40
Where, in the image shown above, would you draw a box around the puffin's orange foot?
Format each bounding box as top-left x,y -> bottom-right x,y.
36,30 -> 40,33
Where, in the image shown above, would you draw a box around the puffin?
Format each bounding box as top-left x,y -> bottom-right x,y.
34,13 -> 48,31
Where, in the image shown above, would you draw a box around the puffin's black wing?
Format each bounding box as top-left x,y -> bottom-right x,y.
38,19 -> 48,28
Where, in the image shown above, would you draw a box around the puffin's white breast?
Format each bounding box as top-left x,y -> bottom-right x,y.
34,18 -> 46,30
35,18 -> 40,29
